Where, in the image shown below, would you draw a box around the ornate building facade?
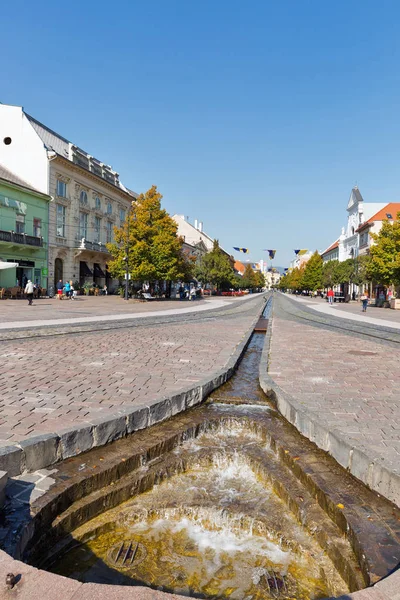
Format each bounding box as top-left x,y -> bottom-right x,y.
0,104 -> 137,291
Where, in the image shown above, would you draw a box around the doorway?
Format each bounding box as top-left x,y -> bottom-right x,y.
54,258 -> 63,287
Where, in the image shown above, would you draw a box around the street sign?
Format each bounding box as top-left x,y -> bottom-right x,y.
124,274 -> 131,280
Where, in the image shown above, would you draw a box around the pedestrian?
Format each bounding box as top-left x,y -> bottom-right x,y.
64,280 -> 71,299
327,288 -> 334,305
360,292 -> 369,312
22,274 -> 28,289
56,279 -> 63,300
103,284 -> 108,295
69,281 -> 75,300
24,279 -> 34,305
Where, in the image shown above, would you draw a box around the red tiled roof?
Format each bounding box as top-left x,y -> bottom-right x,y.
234,260 -> 245,274
321,240 -> 339,255
356,203 -> 400,232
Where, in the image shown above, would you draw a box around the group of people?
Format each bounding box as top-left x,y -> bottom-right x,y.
326,288 -> 369,311
56,280 -> 76,300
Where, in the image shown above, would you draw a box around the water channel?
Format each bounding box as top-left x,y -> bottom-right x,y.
5,298 -> 400,600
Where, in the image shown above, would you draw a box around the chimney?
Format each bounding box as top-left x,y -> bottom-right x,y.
194,219 -> 198,229
198,221 -> 203,232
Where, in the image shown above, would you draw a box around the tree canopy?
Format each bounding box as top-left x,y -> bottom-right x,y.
107,186 -> 193,284
368,214 -> 400,286
301,251 -> 323,291
195,240 -> 235,290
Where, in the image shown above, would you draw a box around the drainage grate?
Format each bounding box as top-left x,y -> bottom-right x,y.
347,350 -> 378,356
107,540 -> 147,568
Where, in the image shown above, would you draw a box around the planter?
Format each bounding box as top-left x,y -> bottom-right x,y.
390,298 -> 400,310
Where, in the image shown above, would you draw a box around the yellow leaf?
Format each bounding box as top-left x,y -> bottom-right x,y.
337,503 -> 344,509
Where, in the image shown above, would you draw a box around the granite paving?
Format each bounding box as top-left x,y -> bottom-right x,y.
0,296 -> 263,446
269,294 -> 400,481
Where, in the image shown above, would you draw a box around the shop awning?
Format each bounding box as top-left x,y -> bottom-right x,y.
0,261 -> 18,270
80,261 -> 93,277
93,263 -> 106,277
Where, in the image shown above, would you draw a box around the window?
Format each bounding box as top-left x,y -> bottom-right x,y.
119,208 -> 126,223
33,218 -> 42,237
79,211 -> 88,239
56,204 -> 66,237
106,201 -> 112,215
106,220 -> 112,243
16,214 -> 25,234
56,179 -> 67,198
95,196 -> 101,210
386,213 -> 393,219
94,216 -> 102,242
80,190 -> 88,205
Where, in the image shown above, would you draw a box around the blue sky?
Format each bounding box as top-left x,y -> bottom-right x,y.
3,0 -> 400,266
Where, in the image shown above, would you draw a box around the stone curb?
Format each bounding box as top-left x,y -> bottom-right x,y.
259,299 -> 400,508
0,295 -> 267,478
259,297 -> 400,600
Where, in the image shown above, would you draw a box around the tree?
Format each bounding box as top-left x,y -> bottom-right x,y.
254,270 -> 266,290
300,251 -> 323,291
368,215 -> 400,287
195,240 -> 235,290
282,264 -> 305,291
241,264 -> 258,290
107,186 -> 193,288
322,260 -> 341,288
352,255 -> 371,287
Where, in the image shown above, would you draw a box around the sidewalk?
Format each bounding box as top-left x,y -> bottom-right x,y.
289,294 -> 400,330
0,295 -> 264,446
0,294 -> 257,330
267,294 -> 400,507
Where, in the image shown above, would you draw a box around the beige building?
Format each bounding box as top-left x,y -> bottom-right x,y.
0,104 -> 137,291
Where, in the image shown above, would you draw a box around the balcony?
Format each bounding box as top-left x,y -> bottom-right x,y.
0,230 -> 44,247
75,238 -> 110,254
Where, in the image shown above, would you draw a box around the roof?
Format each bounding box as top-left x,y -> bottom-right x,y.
0,164 -> 47,196
321,239 -> 339,255
347,186 -> 364,210
364,203 -> 400,224
24,111 -> 138,196
234,261 -> 245,274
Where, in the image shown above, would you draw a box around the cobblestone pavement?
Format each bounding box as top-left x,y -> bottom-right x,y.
0,296 -> 264,446
269,294 -> 400,476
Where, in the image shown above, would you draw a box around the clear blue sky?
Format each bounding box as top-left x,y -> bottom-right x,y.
3,0 -> 400,266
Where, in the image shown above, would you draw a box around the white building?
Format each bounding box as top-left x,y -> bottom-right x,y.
322,187 -> 386,263
0,103 -> 137,290
172,214 -> 233,262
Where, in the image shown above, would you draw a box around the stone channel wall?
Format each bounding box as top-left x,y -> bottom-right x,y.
258,296 -> 400,600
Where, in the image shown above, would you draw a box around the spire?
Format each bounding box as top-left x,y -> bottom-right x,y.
347,186 -> 364,210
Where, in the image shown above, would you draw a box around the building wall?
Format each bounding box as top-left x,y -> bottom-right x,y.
173,215 -> 214,251
0,106 -> 49,194
0,180 -> 49,289
48,158 -> 133,289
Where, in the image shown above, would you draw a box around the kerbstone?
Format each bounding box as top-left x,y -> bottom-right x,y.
126,406 -> 149,434
0,470 -> 7,506
58,424 -> 94,459
0,445 -> 23,476
19,434 -> 59,472
92,416 -> 127,447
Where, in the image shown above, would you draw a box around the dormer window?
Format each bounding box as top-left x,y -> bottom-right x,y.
386,213 -> 393,219
80,190 -> 88,205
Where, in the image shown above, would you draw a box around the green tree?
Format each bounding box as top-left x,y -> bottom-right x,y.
107,186 -> 192,287
368,215 -> 400,286
322,260 -> 341,288
254,270 -> 266,290
241,264 -> 258,290
195,240 -> 235,290
352,255 -> 371,287
300,251 -> 323,291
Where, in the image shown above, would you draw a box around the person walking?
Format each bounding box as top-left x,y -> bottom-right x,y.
64,280 -> 71,299
24,279 -> 34,306
360,292 -> 369,312
56,279 -> 63,300
327,288 -> 334,305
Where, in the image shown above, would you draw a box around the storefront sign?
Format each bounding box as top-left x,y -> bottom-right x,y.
41,268 -> 48,276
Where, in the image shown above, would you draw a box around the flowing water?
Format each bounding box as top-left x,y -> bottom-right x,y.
43,299 -> 355,598
48,421 -> 349,599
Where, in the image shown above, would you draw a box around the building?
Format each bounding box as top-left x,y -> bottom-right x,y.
172,214 -> 234,265
356,203 -> 400,256
0,165 -> 50,289
264,268 -> 281,290
0,104 -> 137,290
322,187 -> 386,263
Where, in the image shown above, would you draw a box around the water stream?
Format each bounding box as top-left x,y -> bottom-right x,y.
45,299 -> 354,598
